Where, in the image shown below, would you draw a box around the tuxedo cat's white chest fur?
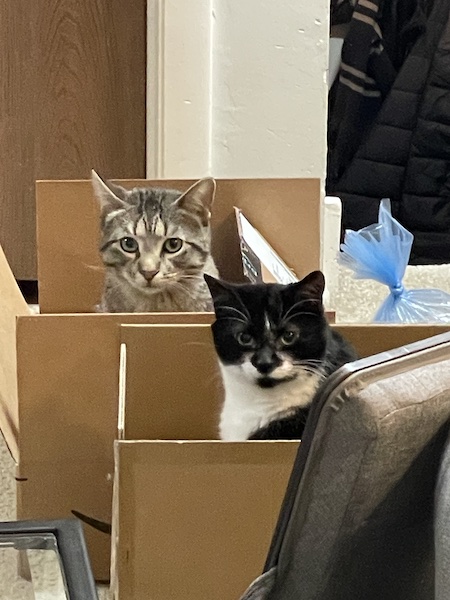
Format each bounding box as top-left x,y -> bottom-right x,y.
219,363 -> 321,441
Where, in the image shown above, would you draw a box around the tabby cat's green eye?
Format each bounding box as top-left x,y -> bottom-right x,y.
164,238 -> 183,253
280,330 -> 298,346
120,237 -> 139,253
237,332 -> 254,347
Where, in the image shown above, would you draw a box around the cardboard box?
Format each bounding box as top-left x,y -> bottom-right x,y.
0,177 -> 321,581
112,322 -> 450,600
113,440 -> 296,600
36,178 -> 321,313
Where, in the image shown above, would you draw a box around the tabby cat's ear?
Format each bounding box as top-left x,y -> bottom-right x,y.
175,178 -> 216,226
291,270 -> 325,302
91,169 -> 129,213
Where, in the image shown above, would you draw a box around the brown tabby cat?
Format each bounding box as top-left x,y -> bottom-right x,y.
92,170 -> 219,312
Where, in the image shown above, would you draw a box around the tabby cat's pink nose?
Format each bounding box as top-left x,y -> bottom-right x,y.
140,269 -> 159,282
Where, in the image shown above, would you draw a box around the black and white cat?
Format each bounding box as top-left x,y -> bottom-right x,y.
205,271 -> 358,440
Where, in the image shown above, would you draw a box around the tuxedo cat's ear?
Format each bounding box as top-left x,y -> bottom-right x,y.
204,275 -> 235,306
204,274 -> 229,300
292,270 -> 325,301
176,178 -> 216,226
91,169 -> 129,212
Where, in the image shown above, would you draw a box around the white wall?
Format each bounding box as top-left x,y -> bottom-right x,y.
146,1 -> 337,304
147,0 -> 330,180
212,0 -> 329,178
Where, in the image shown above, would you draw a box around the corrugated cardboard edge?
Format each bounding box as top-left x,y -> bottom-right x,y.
0,245 -> 31,463
111,343 -> 127,597
118,343 -> 127,440
111,440 -> 120,600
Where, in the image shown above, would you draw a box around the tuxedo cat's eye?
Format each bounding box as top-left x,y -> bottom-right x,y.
236,332 -> 254,347
280,330 -> 298,346
164,237 -> 183,253
120,237 -> 139,253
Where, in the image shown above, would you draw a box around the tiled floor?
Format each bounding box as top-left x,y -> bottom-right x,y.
2,263 -> 450,598
0,432 -> 111,599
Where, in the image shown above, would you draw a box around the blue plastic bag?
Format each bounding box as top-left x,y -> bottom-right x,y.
339,199 -> 450,323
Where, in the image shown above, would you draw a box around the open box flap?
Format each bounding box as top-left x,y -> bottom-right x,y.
336,324 -> 450,358
234,207 -> 338,322
0,245 -> 30,462
36,178 -> 320,313
111,440 -> 298,600
119,323 -> 221,441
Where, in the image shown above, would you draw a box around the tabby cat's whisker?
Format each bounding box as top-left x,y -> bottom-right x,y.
83,263 -> 104,272
167,281 -> 198,301
166,272 -> 202,280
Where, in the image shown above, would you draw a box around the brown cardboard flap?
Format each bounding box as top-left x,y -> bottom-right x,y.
36,178 -> 320,313
336,324 -> 450,358
112,440 -> 298,600
0,246 -> 30,462
120,324 -> 221,440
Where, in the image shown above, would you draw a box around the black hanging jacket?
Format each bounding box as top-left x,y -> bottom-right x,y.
327,0 -> 450,264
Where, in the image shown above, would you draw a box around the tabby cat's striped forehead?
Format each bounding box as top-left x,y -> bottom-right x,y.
127,186 -> 182,216
102,187 -> 182,231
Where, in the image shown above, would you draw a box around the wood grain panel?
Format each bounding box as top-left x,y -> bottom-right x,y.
0,0 -> 146,279
0,2 -> 36,280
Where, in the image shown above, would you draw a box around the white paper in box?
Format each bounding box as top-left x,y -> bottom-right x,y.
235,207 -> 298,285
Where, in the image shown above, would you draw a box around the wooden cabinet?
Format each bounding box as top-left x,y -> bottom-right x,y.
0,0 -> 146,279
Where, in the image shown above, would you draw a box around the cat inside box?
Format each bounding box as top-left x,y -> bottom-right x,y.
206,271 -> 358,441
92,171 -> 357,441
92,171 -> 219,313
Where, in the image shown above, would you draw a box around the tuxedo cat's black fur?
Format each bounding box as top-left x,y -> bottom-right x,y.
205,271 -> 358,440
